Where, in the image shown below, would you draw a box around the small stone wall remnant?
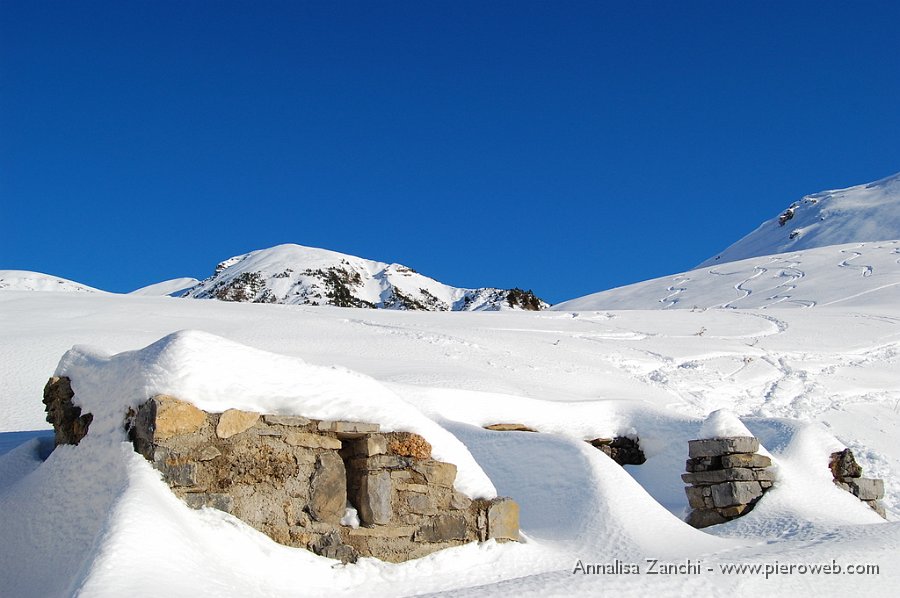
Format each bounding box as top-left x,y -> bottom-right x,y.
830,448 -> 886,519
43,376 -> 92,446
42,377 -> 519,564
588,436 -> 646,466
683,436 -> 774,528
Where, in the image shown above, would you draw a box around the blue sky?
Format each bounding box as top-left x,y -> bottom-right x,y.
2,1 -> 899,304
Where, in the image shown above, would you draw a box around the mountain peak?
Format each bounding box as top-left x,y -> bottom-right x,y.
183,244 -> 547,312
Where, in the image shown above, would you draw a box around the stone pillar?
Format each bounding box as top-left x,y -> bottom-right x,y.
682,436 -> 774,528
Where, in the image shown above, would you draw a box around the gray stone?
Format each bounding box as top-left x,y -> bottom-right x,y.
684,486 -> 707,509
682,467 -> 770,485
415,514 -> 468,542
308,452 -> 347,523
362,434 -> 387,456
686,509 -> 727,528
160,461 -> 197,487
487,498 -> 519,541
184,493 -> 234,513
319,420 -> 380,435
721,453 -> 772,469
311,531 -> 358,564
450,490 -> 472,511
358,471 -> 392,525
711,481 -> 763,508
407,493 -> 430,514
263,414 -> 311,427
848,478 -> 884,500
688,437 -> 759,458
414,461 -> 457,488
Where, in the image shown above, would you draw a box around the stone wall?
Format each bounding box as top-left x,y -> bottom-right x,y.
682,436 -> 774,528
44,377 -> 519,563
830,448 -> 886,519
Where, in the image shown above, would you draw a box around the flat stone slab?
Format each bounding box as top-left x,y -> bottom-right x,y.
721,453 -> 772,469
263,414 -> 311,427
484,423 -> 538,432
682,467 -> 774,485
688,437 -> 759,458
285,432 -> 342,450
216,409 -> 260,439
848,478 -> 885,501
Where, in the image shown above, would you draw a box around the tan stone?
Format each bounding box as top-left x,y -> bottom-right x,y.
484,423 -> 537,433
284,432 -> 342,450
346,525 -> 416,538
487,498 -> 519,541
154,395 -> 207,440
263,414 -> 311,427
216,409 -> 260,439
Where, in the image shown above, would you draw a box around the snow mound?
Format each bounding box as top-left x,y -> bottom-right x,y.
55,330 -> 495,498
0,270 -> 103,293
701,172 -> 900,267
698,409 -> 753,439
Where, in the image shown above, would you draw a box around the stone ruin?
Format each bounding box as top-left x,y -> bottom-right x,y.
43,376 -> 520,563
682,436 -> 774,528
830,448 -> 886,519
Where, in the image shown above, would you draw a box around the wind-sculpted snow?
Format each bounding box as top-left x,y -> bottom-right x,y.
555,241 -> 900,311
701,171 -> 900,267
0,270 -> 103,293
1,290 -> 898,596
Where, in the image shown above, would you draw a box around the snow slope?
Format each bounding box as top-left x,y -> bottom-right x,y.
1,290 -> 898,596
181,243 -> 547,311
701,172 -> 900,267
554,240 -> 900,311
129,277 -> 200,296
0,270 -> 103,293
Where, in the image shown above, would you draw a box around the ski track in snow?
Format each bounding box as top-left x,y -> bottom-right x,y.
838,244 -> 874,278
721,265 -> 768,308
658,276 -> 690,308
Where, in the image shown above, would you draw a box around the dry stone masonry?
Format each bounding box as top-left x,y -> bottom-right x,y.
683,436 -> 774,528
830,448 -> 886,519
44,377 -> 519,563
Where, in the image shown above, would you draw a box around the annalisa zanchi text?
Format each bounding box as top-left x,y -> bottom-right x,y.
573,559 -> 880,578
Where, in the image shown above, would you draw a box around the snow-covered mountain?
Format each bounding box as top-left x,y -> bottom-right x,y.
129,277 -> 200,297
181,244 -> 547,311
700,172 -> 900,267
553,241 -> 900,311
0,270 -> 103,293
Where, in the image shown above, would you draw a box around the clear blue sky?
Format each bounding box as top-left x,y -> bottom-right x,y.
2,1 -> 899,304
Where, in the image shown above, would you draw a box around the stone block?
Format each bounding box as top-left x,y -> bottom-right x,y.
829,448 -> 863,481
487,498 -> 519,541
688,437 -> 759,458
331,421 -> 380,435
719,504 -> 748,518
160,461 -> 197,487
361,434 -> 388,456
710,481 -> 763,508
354,455 -> 411,471
406,493 -> 431,514
284,432 -> 342,450
358,471 -> 392,525
414,461 -> 457,488
686,508 -> 726,528
308,452 -> 347,523
151,395 -> 207,441
450,490 -> 472,511
684,486 -> 707,509
347,525 -> 416,538
682,468 -> 760,485
721,453 -> 772,469
184,492 -> 234,513
848,478 -> 884,500
216,409 -> 260,439
685,457 -> 720,472
263,415 -> 311,427
396,482 -> 429,494
415,514 -> 468,542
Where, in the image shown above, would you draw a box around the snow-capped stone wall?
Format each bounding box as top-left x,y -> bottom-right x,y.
43,377 -> 519,564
